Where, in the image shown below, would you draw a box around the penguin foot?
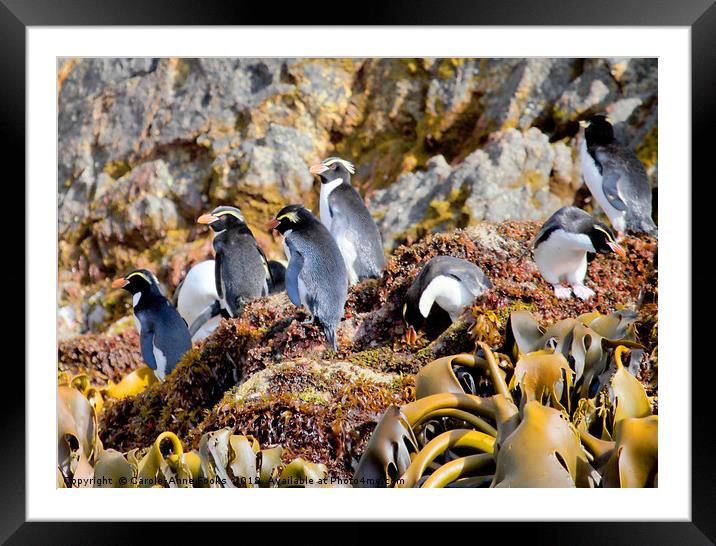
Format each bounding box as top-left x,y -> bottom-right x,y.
404,325 -> 419,346
553,285 -> 572,300
572,284 -> 595,300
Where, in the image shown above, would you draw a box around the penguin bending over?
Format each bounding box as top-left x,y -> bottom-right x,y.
403,256 -> 492,343
309,157 -> 385,285
112,269 -> 192,380
580,115 -> 657,236
533,206 -> 626,301
172,260 -> 222,342
197,206 -> 272,318
267,204 -> 348,351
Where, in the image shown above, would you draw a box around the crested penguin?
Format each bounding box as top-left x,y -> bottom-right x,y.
267,204 -> 348,351
580,115 -> 657,237
112,269 -> 192,380
309,157 -> 385,285
403,256 -> 492,343
197,206 -> 272,318
533,206 -> 627,300
172,260 -> 222,342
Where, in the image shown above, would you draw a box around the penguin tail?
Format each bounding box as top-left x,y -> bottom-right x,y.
323,323 -> 338,351
636,219 -> 658,239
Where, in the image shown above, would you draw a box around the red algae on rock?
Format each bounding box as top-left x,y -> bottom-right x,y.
73,221 -> 656,478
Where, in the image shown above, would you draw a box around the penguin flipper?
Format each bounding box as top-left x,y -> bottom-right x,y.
285,242 -> 304,308
601,170 -> 628,212
188,300 -> 221,337
139,325 -> 158,370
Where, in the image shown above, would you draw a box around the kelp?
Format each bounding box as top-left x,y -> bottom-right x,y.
354,309 -> 657,488
59,382 -> 328,488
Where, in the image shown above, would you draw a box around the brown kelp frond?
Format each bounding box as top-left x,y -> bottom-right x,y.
509,351 -> 573,412
354,308 -> 657,488
599,415 -> 658,488
64,399 -> 329,488
58,386 -> 99,487
492,401 -> 594,488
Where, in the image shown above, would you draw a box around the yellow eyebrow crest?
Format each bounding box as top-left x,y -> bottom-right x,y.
322,158 -> 355,174
594,226 -> 614,242
277,211 -> 300,223
126,272 -> 151,284
215,210 -> 244,221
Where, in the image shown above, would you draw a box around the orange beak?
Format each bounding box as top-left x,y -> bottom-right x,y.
309,163 -> 328,176
266,218 -> 280,230
112,277 -> 129,289
608,242 -> 627,258
197,214 -> 218,225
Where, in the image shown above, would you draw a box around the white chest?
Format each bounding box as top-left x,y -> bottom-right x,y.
132,293 -> 142,334
419,275 -> 475,322
534,230 -> 593,284
176,260 -> 218,326
319,178 -> 343,231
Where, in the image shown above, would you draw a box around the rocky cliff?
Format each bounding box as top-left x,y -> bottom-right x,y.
57,57 -> 657,338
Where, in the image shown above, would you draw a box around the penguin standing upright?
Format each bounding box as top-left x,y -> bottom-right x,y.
172,260 -> 221,342
580,115 -> 657,236
532,206 -> 627,300
197,206 -> 272,318
403,256 -> 492,343
309,157 -> 385,285
112,269 -> 192,380
267,204 -> 348,350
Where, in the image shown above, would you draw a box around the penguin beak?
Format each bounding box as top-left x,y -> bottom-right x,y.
309,163 -> 328,176
608,241 -> 627,257
112,277 -> 129,288
266,218 -> 280,230
197,214 -> 219,225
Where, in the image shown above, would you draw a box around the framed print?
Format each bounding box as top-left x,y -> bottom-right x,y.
4,0 -> 713,542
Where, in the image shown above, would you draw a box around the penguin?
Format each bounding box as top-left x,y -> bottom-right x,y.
197,206 -> 273,318
267,260 -> 287,294
172,260 -> 222,342
403,256 -> 492,343
309,157 -> 385,285
112,269 -> 192,380
532,206 -> 627,301
580,115 -> 657,237
266,204 -> 348,350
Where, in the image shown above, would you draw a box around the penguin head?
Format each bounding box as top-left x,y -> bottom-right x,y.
589,222 -> 627,256
266,204 -> 315,234
111,269 -> 161,296
309,157 -> 355,185
581,115 -> 616,146
197,206 -> 247,232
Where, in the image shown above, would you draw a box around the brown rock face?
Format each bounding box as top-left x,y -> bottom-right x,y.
57,57 -> 657,337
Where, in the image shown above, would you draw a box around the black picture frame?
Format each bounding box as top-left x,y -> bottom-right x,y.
5,0 -> 711,542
